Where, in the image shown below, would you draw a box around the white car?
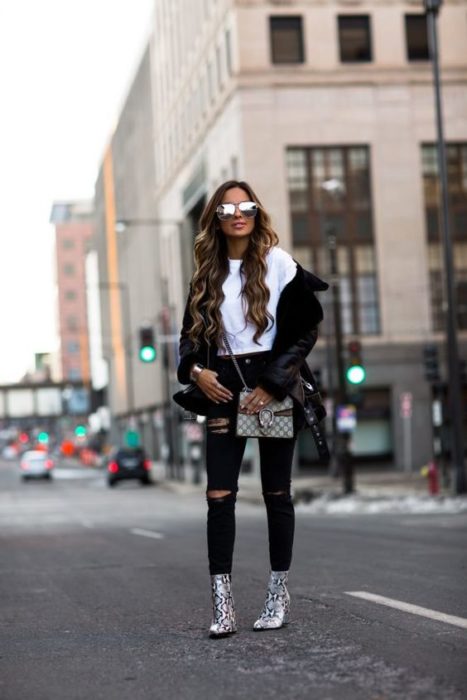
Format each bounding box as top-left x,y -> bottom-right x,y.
20,450 -> 54,481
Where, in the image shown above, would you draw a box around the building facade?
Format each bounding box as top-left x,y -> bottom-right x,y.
92,46 -> 176,464
149,0 -> 467,470
50,200 -> 94,383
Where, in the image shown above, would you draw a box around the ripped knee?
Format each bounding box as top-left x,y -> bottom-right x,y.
263,490 -> 292,504
207,489 -> 232,500
207,417 -> 230,434
206,490 -> 237,512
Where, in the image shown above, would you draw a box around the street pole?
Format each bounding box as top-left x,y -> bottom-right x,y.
321,178 -> 354,494
326,228 -> 353,494
115,218 -> 183,479
99,282 -> 135,417
425,0 -> 466,493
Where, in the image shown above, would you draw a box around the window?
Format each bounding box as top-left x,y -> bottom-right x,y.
405,15 -> 429,61
62,239 -> 74,249
67,367 -> 82,381
67,341 -> 80,354
63,263 -> 75,276
286,145 -> 380,335
338,15 -> 372,63
270,16 -> 305,64
225,29 -> 232,76
422,143 -> 467,331
65,290 -> 76,301
216,45 -> 222,88
207,60 -> 213,102
66,316 -> 78,331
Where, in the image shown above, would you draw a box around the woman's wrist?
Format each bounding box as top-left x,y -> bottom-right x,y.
190,363 -> 205,383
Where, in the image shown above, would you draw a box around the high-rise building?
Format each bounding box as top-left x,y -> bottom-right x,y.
50,200 -> 94,383
149,0 -> 467,469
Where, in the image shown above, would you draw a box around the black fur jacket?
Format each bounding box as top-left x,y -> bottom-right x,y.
177,263 -> 328,410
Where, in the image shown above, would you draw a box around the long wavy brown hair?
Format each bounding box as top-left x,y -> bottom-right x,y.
189,180 -> 279,349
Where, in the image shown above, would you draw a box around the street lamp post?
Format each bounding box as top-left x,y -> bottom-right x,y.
115,217 -> 183,479
321,179 -> 354,494
424,0 -> 466,493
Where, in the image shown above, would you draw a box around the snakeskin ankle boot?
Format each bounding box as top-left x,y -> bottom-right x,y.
209,574 -> 237,638
253,570 -> 290,631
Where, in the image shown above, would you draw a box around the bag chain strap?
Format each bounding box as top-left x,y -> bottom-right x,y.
221,330 -> 251,392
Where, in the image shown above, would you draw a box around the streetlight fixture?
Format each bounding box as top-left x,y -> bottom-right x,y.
424,0 -> 466,493
115,218 -> 182,233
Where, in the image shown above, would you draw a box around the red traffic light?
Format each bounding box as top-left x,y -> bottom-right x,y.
346,339 -> 366,384
347,340 -> 361,355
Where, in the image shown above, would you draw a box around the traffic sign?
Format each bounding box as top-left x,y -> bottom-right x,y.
336,405 -> 357,432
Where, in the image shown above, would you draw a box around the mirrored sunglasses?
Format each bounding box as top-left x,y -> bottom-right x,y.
216,201 -> 258,221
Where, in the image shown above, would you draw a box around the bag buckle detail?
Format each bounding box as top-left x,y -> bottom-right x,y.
258,408 -> 274,430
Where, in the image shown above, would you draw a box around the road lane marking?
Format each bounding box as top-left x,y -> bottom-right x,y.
345,591 -> 467,630
131,528 -> 164,540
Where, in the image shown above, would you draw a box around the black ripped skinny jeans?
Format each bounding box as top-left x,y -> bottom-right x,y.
206,352 -> 299,575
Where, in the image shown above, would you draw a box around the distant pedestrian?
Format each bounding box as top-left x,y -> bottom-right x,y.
175,180 -> 327,637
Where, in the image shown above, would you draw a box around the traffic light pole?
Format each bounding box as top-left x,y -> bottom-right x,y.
327,228 -> 354,494
425,0 -> 466,493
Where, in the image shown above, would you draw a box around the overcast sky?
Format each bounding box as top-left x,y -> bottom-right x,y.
0,0 -> 154,383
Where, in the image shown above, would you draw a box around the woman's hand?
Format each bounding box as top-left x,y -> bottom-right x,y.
195,368 -> 234,404
240,387 -> 274,414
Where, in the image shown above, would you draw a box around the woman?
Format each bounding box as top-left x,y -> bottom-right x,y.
176,180 -> 327,638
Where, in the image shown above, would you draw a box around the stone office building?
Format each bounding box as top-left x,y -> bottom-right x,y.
148,0 -> 467,471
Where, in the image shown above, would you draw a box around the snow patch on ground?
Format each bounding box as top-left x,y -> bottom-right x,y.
295,494 -> 467,515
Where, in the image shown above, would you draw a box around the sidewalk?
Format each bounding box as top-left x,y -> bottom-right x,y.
157,465 -> 467,515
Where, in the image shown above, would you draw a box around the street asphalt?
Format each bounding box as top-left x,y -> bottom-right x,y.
0,458 -> 466,700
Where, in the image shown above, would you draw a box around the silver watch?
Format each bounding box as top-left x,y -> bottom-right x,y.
190,363 -> 205,383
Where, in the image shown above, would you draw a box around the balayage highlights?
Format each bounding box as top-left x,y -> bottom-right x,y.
189,180 -> 279,349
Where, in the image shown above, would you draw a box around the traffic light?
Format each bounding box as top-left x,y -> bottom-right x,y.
37,431 -> 49,445
346,340 -> 366,385
138,326 -> 156,363
74,425 -> 87,438
423,344 -> 440,383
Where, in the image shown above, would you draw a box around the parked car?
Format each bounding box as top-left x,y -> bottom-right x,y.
20,450 -> 54,481
107,447 -> 152,487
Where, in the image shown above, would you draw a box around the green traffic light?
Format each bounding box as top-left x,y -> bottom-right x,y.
139,345 -> 156,363
75,425 -> 87,438
37,431 -> 49,444
346,365 -> 366,385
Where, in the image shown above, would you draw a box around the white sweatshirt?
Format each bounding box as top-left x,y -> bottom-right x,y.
218,247 -> 297,356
